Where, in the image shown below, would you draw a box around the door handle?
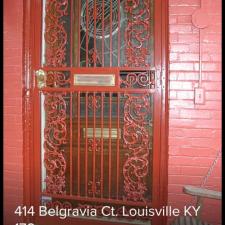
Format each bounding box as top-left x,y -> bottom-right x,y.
35,69 -> 46,88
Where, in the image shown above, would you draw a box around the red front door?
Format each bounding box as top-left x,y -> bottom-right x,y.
29,1 -> 168,224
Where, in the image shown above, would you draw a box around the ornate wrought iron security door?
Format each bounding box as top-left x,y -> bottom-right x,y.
30,1 -> 168,225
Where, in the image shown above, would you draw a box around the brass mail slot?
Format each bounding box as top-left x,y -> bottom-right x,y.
74,74 -> 115,86
83,128 -> 121,139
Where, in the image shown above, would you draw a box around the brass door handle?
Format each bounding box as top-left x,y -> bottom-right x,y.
35,69 -> 46,88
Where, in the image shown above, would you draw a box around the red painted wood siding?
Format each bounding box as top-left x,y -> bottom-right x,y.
4,1 -> 24,225
168,0 -> 222,225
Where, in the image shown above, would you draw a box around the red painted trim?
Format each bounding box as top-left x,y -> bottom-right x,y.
159,0 -> 169,225
23,0 -> 43,223
23,0 -> 35,223
152,1 -> 163,224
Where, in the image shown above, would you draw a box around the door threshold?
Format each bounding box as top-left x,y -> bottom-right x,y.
72,216 -> 151,225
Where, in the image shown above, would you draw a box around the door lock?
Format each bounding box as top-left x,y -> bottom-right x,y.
35,69 -> 46,88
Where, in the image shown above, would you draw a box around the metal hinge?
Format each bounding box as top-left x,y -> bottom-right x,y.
156,68 -> 165,89
35,69 -> 46,88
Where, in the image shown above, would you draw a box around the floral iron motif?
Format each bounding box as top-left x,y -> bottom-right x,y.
44,0 -> 69,67
88,179 -> 101,197
88,138 -> 101,152
124,0 -> 151,67
123,93 -> 151,202
43,93 -> 67,194
88,48 -> 102,67
88,94 -> 101,110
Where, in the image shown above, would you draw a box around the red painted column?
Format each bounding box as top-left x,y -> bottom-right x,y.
4,1 -> 24,225
168,0 -> 221,224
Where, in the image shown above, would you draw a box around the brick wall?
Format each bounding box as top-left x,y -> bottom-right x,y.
3,0 -> 221,225
3,1 -> 24,225
168,0 -> 222,225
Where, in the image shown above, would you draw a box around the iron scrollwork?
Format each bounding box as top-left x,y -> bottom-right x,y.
43,93 -> 68,194
120,71 -> 155,89
123,93 -> 151,202
46,71 -> 70,88
44,0 -> 69,67
124,0 -> 151,67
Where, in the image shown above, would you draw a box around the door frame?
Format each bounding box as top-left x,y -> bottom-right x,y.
22,0 -> 169,224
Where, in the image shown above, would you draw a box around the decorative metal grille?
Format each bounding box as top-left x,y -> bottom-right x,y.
40,0 -> 155,223
41,87 -> 153,219
43,0 -> 71,67
42,0 -> 154,67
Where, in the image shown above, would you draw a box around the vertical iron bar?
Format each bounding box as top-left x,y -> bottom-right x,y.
94,0 -> 97,67
86,0 -> 89,67
109,92 -> 112,198
102,0 -> 104,67
93,92 -> 96,197
70,0 -> 73,67
110,0 -> 112,67
78,0 -> 81,66
118,0 -> 120,66
85,92 -> 88,196
77,91 -> 81,196
70,92 -> 73,195
116,93 -> 120,199
101,92 -> 104,198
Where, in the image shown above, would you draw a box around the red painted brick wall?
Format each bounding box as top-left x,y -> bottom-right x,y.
168,0 -> 221,225
3,1 -> 221,225
3,1 -> 24,225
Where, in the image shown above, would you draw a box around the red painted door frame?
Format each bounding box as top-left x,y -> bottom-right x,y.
23,1 -> 169,225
